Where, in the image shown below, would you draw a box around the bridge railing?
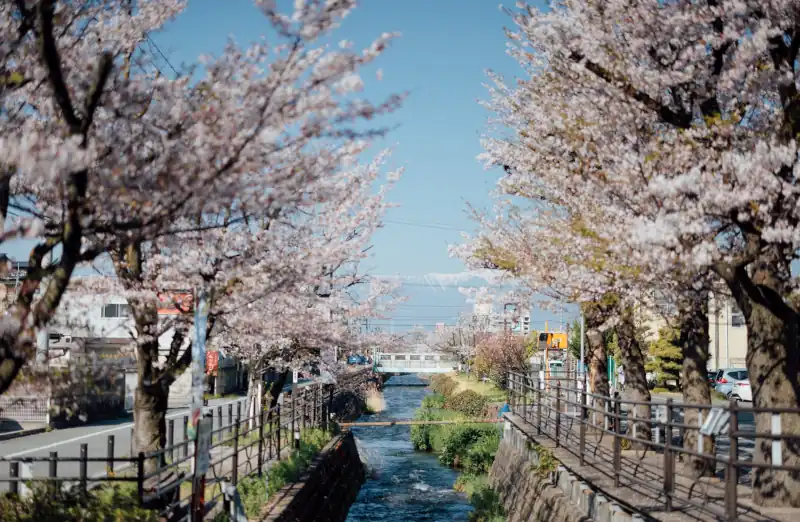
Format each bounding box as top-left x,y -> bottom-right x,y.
374,353 -> 458,370
506,371 -> 800,521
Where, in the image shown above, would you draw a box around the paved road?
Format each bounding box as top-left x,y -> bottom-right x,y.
0,395 -> 250,491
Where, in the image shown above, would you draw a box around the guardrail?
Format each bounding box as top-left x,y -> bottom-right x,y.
0,383 -> 335,521
506,371 -> 800,521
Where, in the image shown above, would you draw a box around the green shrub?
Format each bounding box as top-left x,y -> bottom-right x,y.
463,429 -> 501,475
0,483 -> 158,522
454,474 -> 505,522
446,390 -> 488,417
438,425 -> 498,468
411,408 -> 443,451
422,393 -> 447,409
430,375 -> 457,397
468,482 -> 506,522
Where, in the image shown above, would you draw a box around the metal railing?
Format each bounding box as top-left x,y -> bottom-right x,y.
506,371 -> 800,521
0,383 -> 336,521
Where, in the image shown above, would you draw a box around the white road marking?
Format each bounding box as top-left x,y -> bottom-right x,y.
1,397 -> 246,459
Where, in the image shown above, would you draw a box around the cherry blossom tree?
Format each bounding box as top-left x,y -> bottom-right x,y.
0,0 -> 402,396
474,0 -> 800,501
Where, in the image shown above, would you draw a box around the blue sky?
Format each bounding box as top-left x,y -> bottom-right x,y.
150,0 -> 573,333
6,0 -> 573,332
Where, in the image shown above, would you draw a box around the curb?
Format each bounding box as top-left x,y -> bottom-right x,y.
0,427 -> 48,442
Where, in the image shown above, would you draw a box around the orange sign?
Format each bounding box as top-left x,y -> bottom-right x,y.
157,291 -> 193,315
206,351 -> 219,374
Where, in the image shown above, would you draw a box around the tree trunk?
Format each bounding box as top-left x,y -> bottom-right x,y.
617,305 -> 651,447
584,302 -> 610,430
722,253 -> 800,507
133,380 -> 169,473
678,285 -> 715,477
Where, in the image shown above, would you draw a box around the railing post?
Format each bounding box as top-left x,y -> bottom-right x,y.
580,386 -> 587,466
49,451 -> 58,481
663,399 -> 674,511
328,386 -> 334,432
556,382 -> 562,448
80,443 -> 88,494
522,375 -> 528,420
290,392 -> 295,451
168,419 -> 175,463
725,400 -> 739,521
107,435 -> 115,476
9,461 -> 19,496
218,406 -> 223,435
137,452 -> 145,503
228,410 -> 240,514
258,408 -> 265,477
276,403 -> 282,460
613,395 -> 621,488
183,415 -> 189,458
536,380 -> 542,435
301,390 -> 307,432
228,403 -> 233,436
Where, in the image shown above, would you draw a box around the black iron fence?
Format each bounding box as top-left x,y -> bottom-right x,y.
506,371 -> 800,521
0,383 -> 336,521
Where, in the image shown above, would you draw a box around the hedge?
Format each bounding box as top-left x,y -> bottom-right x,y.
429,374 -> 457,397
445,390 -> 488,418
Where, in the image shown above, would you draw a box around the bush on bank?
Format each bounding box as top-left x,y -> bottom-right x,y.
438,425 -> 499,472
454,474 -> 505,522
446,390 -> 488,418
0,483 -> 158,522
430,374 -> 458,397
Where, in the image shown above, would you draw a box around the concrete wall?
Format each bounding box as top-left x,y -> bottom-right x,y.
259,431 -> 365,522
490,423 -> 588,522
491,422 -> 638,522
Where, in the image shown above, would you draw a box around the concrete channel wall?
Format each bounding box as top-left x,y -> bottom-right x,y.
258,431 -> 365,522
491,419 -> 640,522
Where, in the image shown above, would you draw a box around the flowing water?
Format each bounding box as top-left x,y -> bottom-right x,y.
345,374 -> 473,522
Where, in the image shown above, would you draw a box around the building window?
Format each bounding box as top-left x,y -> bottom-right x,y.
102,303 -> 130,318
729,299 -> 745,328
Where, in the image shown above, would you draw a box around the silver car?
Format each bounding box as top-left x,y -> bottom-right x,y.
714,368 -> 748,397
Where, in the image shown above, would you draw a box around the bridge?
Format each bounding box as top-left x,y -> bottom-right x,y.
373,352 -> 458,373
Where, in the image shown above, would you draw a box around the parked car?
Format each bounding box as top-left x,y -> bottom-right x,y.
347,354 -> 367,365
729,380 -> 752,402
707,371 -> 717,386
713,368 -> 748,397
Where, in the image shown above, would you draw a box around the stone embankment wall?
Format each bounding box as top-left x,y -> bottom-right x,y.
259,431 -> 365,522
491,420 -> 640,522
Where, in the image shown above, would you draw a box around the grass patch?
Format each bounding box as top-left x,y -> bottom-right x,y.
450,373 -> 507,404
651,387 -> 671,394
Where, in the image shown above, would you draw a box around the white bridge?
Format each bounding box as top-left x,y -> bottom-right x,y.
373,353 -> 458,374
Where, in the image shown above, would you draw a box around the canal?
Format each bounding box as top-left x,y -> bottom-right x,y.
345,374 -> 474,522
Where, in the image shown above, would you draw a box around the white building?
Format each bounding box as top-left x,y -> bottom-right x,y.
708,293 -> 747,369
49,283 -> 243,408
472,302 -> 531,335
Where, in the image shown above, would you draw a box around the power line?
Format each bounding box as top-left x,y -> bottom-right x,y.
145,34 -> 180,78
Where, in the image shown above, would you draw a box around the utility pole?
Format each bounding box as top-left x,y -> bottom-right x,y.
580,312 -> 585,389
